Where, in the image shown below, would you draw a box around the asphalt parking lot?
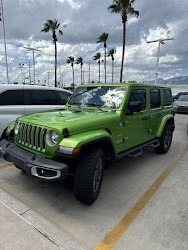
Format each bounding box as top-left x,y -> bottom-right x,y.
0,113 -> 188,249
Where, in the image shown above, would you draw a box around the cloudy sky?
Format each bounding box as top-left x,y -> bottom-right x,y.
0,0 -> 187,86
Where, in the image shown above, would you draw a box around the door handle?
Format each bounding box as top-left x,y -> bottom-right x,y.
142,116 -> 150,120
157,113 -> 162,117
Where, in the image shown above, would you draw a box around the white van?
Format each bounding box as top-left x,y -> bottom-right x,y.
0,84 -> 72,139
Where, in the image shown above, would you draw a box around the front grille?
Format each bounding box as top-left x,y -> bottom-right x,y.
18,122 -> 47,152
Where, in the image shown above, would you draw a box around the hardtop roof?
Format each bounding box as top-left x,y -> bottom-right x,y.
78,83 -> 171,89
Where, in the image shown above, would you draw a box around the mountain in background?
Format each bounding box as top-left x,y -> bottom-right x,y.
145,76 -> 188,85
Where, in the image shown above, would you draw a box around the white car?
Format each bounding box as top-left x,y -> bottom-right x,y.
0,84 -> 72,139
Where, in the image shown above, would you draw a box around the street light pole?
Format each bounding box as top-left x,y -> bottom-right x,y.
147,38 -> 174,84
1,0 -> 9,84
17,63 -> 24,84
28,61 -> 31,84
23,47 -> 41,85
47,71 -> 50,86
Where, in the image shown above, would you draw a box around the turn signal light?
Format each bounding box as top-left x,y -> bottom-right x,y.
72,147 -> 80,153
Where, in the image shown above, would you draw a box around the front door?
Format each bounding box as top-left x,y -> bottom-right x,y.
122,88 -> 149,152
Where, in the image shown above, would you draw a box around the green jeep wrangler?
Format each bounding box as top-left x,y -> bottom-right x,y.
0,83 -> 175,204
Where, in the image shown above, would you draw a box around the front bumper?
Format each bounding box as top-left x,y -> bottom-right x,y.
176,106 -> 188,113
0,139 -> 69,180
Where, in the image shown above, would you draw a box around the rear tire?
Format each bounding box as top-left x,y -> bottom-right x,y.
155,124 -> 173,154
73,147 -> 105,204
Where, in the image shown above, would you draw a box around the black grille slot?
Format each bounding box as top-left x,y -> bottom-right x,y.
25,124 -> 28,145
33,126 -> 37,148
37,127 -> 42,150
21,123 -> 25,143
41,129 -> 47,151
28,125 -> 32,146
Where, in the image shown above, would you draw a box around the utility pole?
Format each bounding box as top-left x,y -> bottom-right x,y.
17,63 -> 24,84
147,38 -> 174,84
88,60 -> 90,83
28,61 -> 31,84
23,47 -> 41,85
47,71 -> 50,86
0,0 -> 9,84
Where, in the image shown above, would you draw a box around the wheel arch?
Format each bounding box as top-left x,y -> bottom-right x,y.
57,129 -> 116,160
79,137 -> 116,161
157,115 -> 175,137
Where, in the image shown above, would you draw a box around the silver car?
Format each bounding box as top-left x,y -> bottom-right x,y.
0,84 -> 72,140
173,94 -> 188,113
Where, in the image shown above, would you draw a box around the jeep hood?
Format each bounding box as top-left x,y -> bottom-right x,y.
18,108 -> 118,133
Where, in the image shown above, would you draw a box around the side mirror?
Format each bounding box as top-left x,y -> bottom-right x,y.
127,101 -> 142,115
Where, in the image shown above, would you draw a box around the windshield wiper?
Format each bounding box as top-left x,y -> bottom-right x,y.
70,89 -> 93,99
86,103 -> 107,112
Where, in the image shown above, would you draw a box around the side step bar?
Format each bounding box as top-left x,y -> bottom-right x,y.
127,149 -> 143,158
116,139 -> 160,160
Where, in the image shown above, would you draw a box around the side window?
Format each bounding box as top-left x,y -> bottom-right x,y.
57,91 -> 71,105
163,89 -> 172,106
28,90 -> 58,105
150,89 -> 161,109
128,89 -> 146,111
0,90 -> 24,105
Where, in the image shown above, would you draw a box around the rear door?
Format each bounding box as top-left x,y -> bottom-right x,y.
24,89 -> 61,115
148,88 -> 163,139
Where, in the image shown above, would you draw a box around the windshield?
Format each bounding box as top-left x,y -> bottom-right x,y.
68,86 -> 126,109
178,95 -> 188,102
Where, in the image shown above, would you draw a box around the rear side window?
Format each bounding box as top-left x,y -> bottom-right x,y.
25,90 -> 58,105
0,90 -> 24,105
57,91 -> 71,105
128,89 -> 146,111
163,89 -> 172,106
150,89 -> 161,109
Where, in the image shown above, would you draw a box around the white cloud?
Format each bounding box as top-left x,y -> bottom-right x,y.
0,0 -> 188,85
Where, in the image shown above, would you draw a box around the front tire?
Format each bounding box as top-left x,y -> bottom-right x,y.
74,147 -> 105,204
155,124 -> 173,154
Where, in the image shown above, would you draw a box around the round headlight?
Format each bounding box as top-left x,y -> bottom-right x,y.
46,130 -> 59,146
15,122 -> 20,135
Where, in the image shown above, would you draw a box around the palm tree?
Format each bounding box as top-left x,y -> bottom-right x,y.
41,19 -> 63,87
108,0 -> 139,82
76,57 -> 83,84
93,52 -> 101,83
67,56 -> 75,89
107,49 -> 116,83
96,33 -> 108,83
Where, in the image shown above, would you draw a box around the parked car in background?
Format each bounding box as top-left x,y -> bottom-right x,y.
173,91 -> 188,102
173,94 -> 188,113
0,84 -> 72,139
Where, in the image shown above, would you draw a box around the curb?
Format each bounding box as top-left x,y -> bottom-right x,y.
0,188 -> 88,250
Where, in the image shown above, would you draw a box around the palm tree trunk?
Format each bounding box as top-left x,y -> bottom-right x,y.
104,46 -> 106,83
54,41 -> 57,87
120,21 -> 126,83
99,61 -> 100,83
72,66 -> 74,90
112,59 -> 114,83
81,65 -> 82,84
